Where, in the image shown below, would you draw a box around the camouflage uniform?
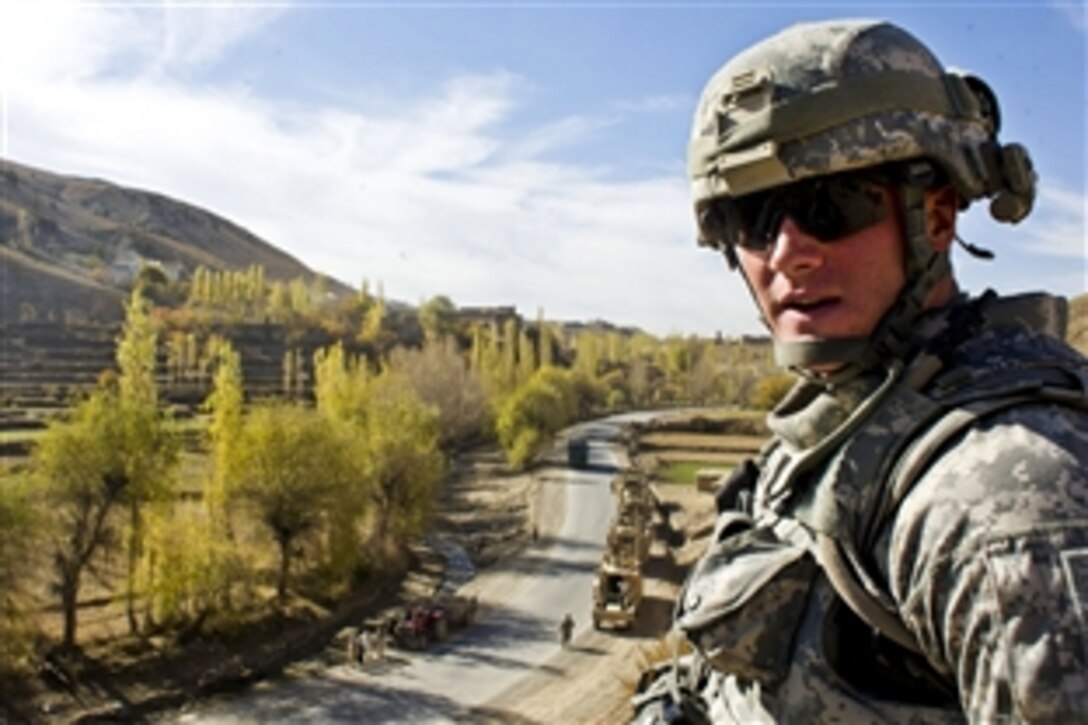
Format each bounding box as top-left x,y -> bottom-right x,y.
635,19 -> 1088,724
638,292 -> 1088,723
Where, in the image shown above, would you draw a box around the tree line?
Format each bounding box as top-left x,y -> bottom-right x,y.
0,267 -> 788,674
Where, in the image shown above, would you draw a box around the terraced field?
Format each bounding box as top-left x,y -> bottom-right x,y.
633,409 -> 769,486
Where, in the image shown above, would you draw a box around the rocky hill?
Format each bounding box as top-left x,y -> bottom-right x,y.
0,157 -> 345,324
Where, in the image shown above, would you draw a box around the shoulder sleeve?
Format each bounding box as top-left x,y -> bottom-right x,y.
883,402 -> 1088,723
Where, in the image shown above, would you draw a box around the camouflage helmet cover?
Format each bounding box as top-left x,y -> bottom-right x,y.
689,19 -> 1031,236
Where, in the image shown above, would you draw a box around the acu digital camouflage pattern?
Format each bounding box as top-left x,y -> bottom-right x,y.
688,20 -> 996,212
635,293 -> 1088,724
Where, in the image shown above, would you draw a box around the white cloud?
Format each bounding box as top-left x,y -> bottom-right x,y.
504,114 -> 620,162
2,2 -> 287,88
150,3 -> 287,73
955,180 -> 1087,300
612,94 -> 691,114
1023,183 -> 1088,259
1051,1 -> 1086,33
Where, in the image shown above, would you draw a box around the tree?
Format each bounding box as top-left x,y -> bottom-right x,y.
314,343 -> 370,423
267,281 -> 291,322
0,478 -> 39,672
282,348 -> 304,398
387,336 -> 489,448
136,263 -> 178,306
314,347 -> 442,560
685,342 -> 720,403
472,321 -> 517,416
360,373 -> 445,545
573,330 -> 602,378
204,339 -> 244,518
118,285 -> 158,409
116,286 -> 178,633
35,388 -> 129,649
496,367 -> 577,469
535,310 -> 555,369
130,339 -> 254,636
517,328 -> 536,383
359,292 -> 386,344
228,404 -> 357,603
417,295 -> 459,342
289,278 -> 313,319
140,505 -> 252,637
750,372 -> 796,411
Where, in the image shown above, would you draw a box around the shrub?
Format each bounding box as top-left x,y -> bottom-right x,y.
749,372 -> 796,411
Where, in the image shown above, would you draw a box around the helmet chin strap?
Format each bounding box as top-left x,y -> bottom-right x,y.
756,180 -> 950,385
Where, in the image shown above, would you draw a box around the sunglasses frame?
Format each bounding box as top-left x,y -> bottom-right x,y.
700,167 -> 895,254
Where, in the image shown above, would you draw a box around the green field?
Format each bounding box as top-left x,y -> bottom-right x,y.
657,460 -> 734,486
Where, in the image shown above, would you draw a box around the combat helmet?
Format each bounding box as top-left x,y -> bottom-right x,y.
690,19 -> 1037,374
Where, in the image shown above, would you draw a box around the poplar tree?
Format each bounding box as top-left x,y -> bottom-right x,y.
314,342 -> 369,422
205,339 -> 244,518
361,373 -> 445,545
115,286 -> 179,633
359,293 -> 386,344
0,478 -> 37,671
138,339 -> 247,634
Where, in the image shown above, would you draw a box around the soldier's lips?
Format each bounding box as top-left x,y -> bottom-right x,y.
776,296 -> 840,313
773,296 -> 843,328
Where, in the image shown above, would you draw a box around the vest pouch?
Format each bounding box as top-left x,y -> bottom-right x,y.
676,522 -> 818,686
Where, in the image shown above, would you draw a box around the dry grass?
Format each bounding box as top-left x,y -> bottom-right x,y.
617,631 -> 695,700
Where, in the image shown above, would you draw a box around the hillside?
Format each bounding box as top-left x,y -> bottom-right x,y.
0,158 -> 346,324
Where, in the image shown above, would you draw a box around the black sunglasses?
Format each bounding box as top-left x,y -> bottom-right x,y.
700,170 -> 891,252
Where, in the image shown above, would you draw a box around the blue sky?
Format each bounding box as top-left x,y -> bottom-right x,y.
2,1 -> 1084,336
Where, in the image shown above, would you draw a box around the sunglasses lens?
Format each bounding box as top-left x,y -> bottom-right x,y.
706,172 -> 888,252
793,186 -> 847,241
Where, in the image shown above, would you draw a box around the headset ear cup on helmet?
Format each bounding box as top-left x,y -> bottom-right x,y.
958,75 -> 1035,225
989,143 -> 1036,223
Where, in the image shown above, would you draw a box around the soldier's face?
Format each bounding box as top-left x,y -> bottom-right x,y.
736,185 -> 906,364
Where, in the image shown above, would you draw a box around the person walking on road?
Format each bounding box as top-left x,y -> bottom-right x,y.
358,628 -> 371,666
559,613 -> 575,648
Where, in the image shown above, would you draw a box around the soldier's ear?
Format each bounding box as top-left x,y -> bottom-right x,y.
925,184 -> 958,252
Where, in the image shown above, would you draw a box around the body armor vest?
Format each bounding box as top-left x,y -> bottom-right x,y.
674,291 -> 1088,715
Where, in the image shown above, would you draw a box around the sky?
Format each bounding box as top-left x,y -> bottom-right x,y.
1,1 -> 1085,337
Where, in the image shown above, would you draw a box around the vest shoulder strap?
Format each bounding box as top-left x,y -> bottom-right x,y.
813,378 -> 1088,655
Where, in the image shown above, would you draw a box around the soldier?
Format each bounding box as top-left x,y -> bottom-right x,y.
560,612 -> 575,648
634,19 -> 1088,724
